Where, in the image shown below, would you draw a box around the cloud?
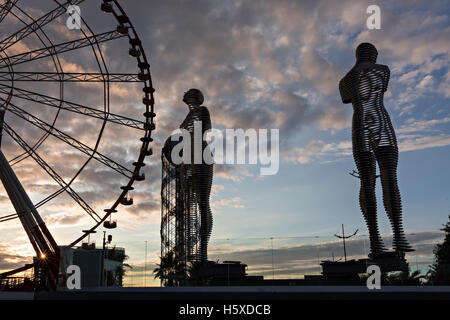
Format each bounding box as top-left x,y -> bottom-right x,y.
132,199 -> 160,216
397,117 -> 450,134
299,47 -> 344,96
284,140 -> 352,164
290,112 -> 450,164
0,244 -> 31,272
211,184 -> 224,195
399,135 -> 450,152
315,105 -> 351,132
396,117 -> 450,152
213,197 -> 244,210
43,212 -> 83,226
214,164 -> 254,182
416,75 -> 434,90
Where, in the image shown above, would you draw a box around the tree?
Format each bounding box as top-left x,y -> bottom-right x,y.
153,251 -> 185,287
383,270 -> 425,285
360,269 -> 425,286
104,246 -> 129,287
185,260 -> 208,286
427,214 -> 450,285
105,245 -> 129,262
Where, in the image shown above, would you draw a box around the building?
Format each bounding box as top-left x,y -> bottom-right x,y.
34,243 -> 127,289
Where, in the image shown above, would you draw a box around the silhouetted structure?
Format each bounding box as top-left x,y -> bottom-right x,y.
181,89 -> 214,263
161,137 -> 201,266
339,43 -> 413,254
161,89 -> 213,265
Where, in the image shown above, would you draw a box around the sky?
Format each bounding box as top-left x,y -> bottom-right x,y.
0,0 -> 449,284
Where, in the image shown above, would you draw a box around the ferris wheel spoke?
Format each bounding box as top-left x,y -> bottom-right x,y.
0,84 -> 145,130
0,0 -> 18,24
0,0 -> 85,51
3,122 -> 101,222
0,211 -> 22,223
0,30 -> 126,68
0,215 -> 19,222
0,98 -> 134,178
0,71 -> 141,82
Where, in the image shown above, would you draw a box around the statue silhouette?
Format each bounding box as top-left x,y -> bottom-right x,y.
339,43 -> 413,254
180,88 -> 213,263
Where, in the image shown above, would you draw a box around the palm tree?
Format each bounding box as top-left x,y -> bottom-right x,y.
427,214 -> 450,285
186,260 -> 207,286
383,270 -> 425,285
360,269 -> 425,286
153,251 -> 185,287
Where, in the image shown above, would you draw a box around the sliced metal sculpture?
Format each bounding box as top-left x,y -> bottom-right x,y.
161,89 -> 213,266
181,89 -> 213,263
339,43 -> 413,254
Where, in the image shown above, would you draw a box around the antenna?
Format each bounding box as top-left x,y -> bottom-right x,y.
334,224 -> 358,262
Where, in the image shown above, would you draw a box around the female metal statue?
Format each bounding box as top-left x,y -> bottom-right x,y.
339,43 -> 413,254
180,88 -> 214,263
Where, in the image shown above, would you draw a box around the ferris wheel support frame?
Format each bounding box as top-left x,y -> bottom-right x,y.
0,110 -> 59,289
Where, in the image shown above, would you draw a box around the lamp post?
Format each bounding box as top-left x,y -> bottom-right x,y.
144,240 -> 148,287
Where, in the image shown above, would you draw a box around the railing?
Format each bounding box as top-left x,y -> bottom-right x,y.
0,277 -> 34,291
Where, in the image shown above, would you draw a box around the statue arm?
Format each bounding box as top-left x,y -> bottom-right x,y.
339,77 -> 352,104
383,65 -> 390,92
199,106 -> 212,132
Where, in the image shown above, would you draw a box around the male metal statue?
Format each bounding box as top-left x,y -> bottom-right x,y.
339,43 -> 413,254
180,88 -> 213,263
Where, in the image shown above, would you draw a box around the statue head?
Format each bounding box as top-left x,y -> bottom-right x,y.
183,88 -> 204,106
355,42 -> 378,63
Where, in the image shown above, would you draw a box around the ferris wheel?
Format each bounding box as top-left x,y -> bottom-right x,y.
0,0 -> 155,287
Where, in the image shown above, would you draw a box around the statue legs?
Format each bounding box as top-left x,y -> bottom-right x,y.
355,150 -> 386,254
193,163 -> 214,263
375,146 -> 413,252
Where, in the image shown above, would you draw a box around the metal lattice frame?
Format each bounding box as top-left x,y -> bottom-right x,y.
161,140 -> 201,273
339,42 -> 413,254
0,0 -> 156,278
0,71 -> 141,82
